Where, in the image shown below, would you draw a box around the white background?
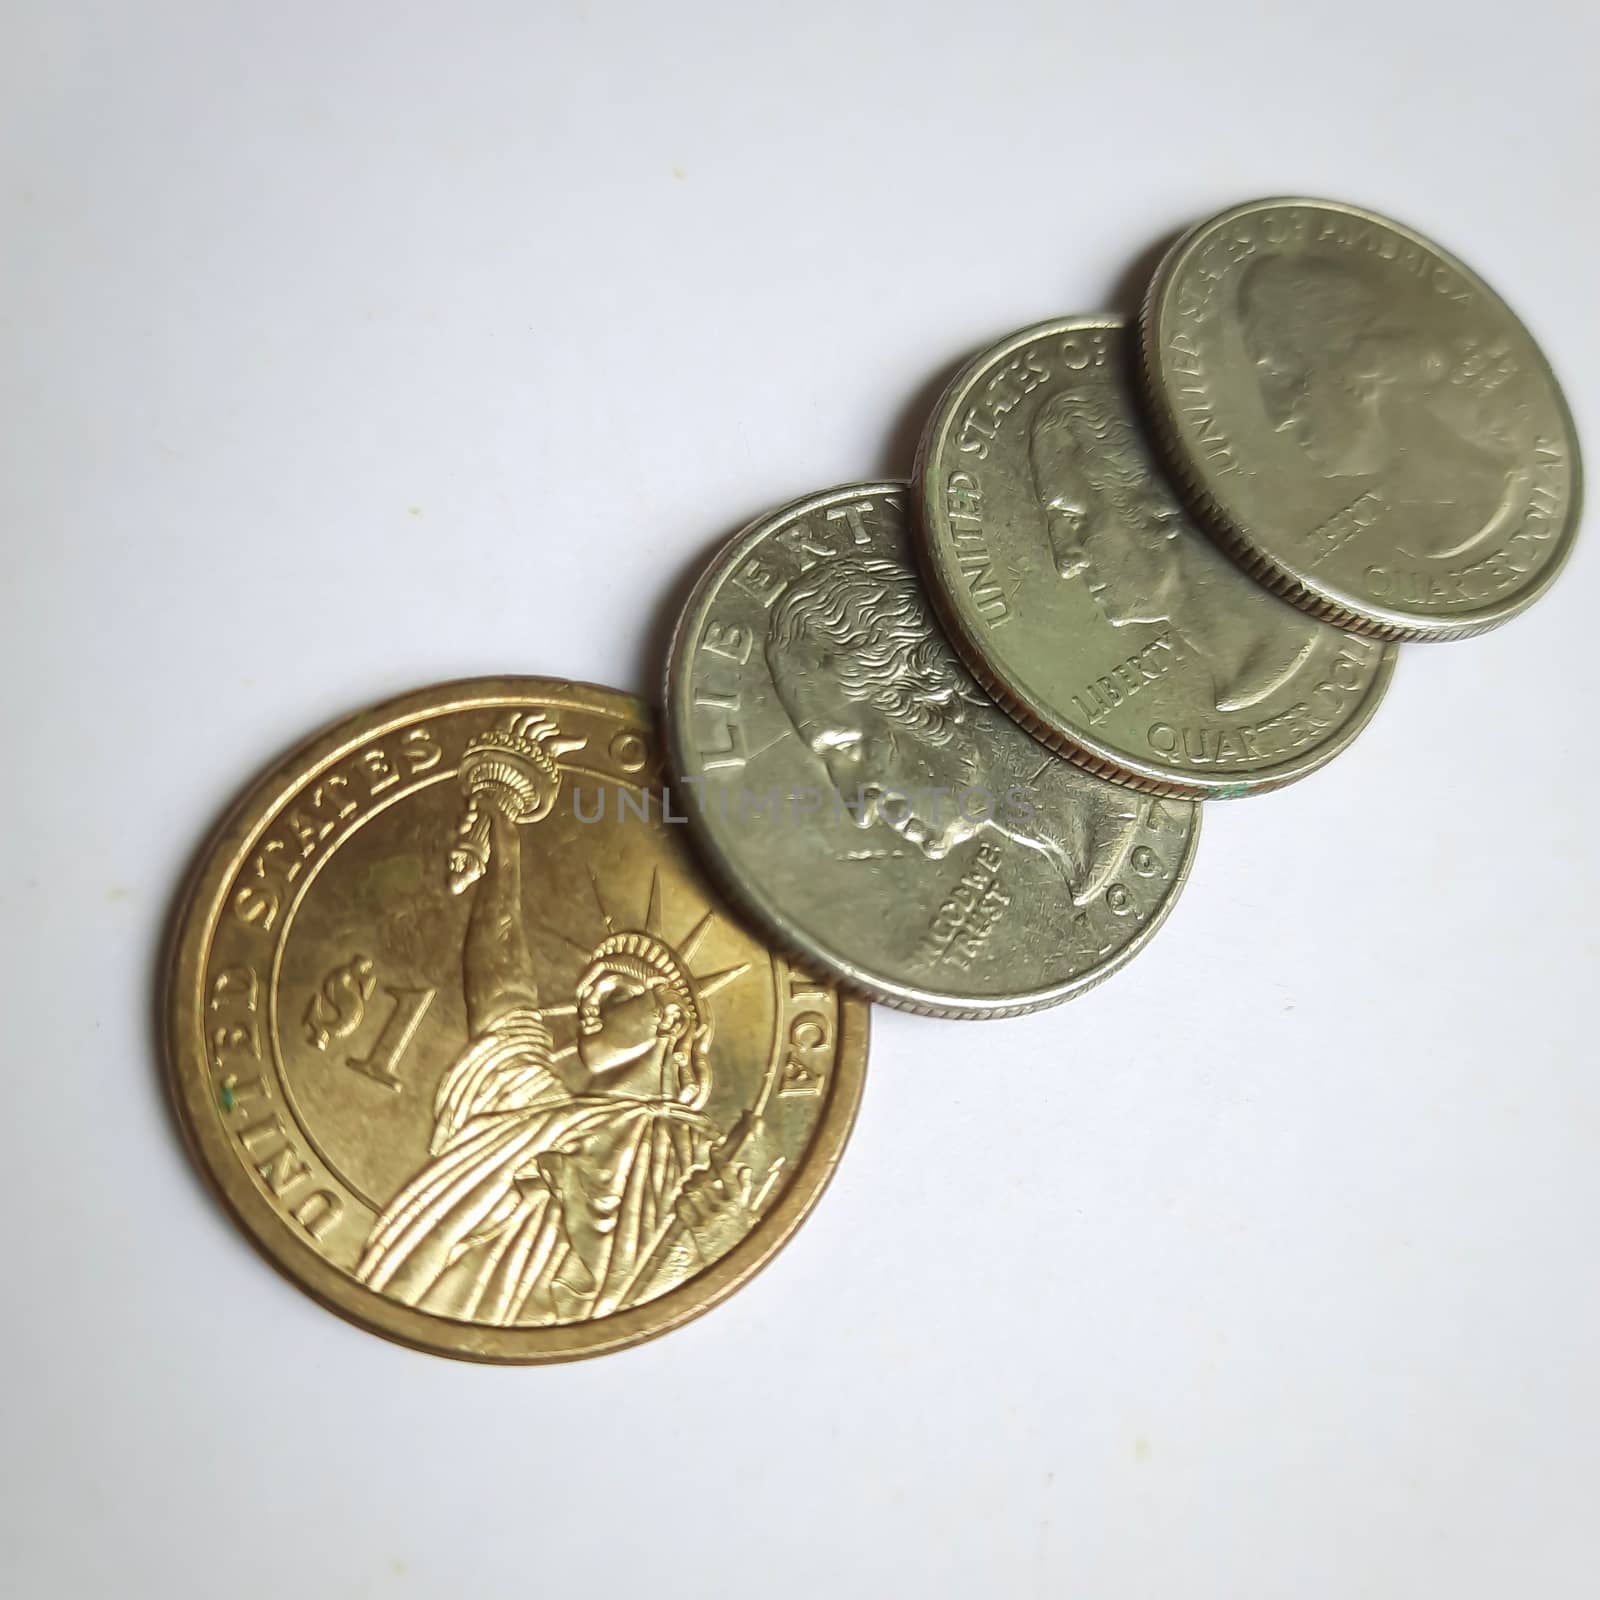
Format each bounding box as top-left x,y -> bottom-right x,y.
3,4 -> 1596,1595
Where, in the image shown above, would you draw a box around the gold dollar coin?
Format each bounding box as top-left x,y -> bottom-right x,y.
166,678 -> 868,1362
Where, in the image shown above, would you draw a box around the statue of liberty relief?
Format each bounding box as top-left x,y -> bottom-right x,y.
355,710 -> 765,1327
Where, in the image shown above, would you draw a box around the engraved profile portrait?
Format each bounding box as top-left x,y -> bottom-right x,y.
1236,254 -> 1523,559
1029,385 -> 1316,713
763,554 -> 1135,906
354,712 -> 765,1326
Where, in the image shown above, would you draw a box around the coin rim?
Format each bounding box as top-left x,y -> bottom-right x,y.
913,317 -> 1399,797
1137,195 -> 1585,642
165,676 -> 869,1363
664,482 -> 1202,1016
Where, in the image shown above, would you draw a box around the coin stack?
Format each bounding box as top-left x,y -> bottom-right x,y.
166,197 -> 1581,1361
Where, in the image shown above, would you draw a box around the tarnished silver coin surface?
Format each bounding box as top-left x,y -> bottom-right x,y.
914,316 -> 1397,798
1140,197 -> 1583,641
665,483 -> 1199,1018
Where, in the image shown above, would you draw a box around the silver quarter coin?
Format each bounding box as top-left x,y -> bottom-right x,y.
665,483 -> 1200,1018
1139,197 -> 1583,641
915,315 -> 1397,798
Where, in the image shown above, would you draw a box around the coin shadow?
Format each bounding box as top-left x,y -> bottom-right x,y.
1104,227 -> 1184,323
1105,227 -> 1203,490
149,779 -> 254,1216
629,344 -> 983,704
873,350 -> 979,482
867,233 -> 1186,480
628,505 -> 784,710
